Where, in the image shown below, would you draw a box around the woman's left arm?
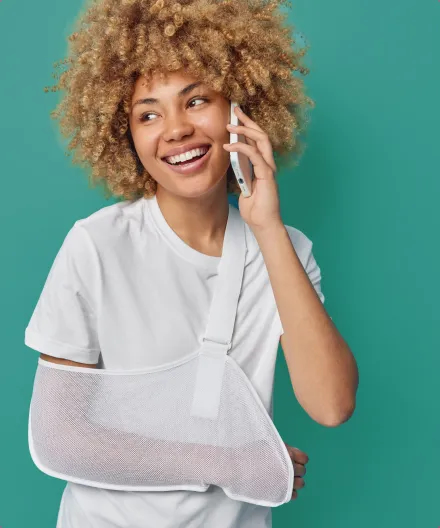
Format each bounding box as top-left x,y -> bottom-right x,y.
224,105 -> 359,428
254,224 -> 359,428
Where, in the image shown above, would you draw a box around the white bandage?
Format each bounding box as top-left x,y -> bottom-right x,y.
28,357 -> 294,507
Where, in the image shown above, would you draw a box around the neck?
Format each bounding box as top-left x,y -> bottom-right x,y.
154,185 -> 230,258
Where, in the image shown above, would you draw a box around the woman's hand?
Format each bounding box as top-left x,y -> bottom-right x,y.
284,443 -> 309,501
224,106 -> 283,233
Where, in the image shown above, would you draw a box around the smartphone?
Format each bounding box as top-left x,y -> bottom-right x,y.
229,101 -> 254,197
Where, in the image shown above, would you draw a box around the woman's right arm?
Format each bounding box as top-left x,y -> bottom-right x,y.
39,353 -> 98,368
32,354 -> 215,485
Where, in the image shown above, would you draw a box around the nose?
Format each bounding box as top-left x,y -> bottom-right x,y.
161,110 -> 195,143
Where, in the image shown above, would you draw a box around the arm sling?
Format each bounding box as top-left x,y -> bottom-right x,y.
28,206 -> 294,507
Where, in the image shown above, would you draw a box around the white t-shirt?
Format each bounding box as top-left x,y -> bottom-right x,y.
24,194 -> 325,528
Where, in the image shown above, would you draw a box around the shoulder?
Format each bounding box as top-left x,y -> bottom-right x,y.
75,198 -> 142,233
283,224 -> 321,274
71,198 -> 144,248
283,224 -> 313,251
52,199 -> 143,274
244,221 -> 314,263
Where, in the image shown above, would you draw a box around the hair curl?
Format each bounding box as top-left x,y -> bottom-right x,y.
44,0 -> 314,200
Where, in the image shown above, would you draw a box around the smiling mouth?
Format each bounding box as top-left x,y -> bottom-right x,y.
162,146 -> 211,166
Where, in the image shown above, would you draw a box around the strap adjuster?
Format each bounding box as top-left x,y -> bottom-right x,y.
201,337 -> 232,357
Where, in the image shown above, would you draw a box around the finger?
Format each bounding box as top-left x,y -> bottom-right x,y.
226,124 -> 276,173
293,463 -> 306,477
287,445 -> 309,465
233,105 -> 265,133
230,106 -> 275,168
293,476 -> 305,490
227,123 -> 257,150
223,142 -> 273,180
291,489 -> 298,501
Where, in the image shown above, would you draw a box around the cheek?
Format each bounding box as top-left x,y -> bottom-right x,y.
132,129 -> 159,159
197,111 -> 229,143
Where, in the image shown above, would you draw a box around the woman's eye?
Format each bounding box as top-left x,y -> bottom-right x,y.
139,112 -> 154,121
189,97 -> 208,108
139,97 -> 208,123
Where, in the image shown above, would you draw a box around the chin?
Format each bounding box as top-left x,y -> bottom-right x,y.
169,175 -> 227,199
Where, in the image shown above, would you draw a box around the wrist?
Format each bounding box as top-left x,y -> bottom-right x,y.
250,219 -> 285,239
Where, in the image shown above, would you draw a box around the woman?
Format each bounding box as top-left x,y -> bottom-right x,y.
26,0 -> 358,526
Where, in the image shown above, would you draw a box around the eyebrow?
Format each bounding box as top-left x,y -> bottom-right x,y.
132,81 -> 204,108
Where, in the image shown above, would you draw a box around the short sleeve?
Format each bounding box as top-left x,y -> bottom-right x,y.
276,225 -> 326,336
24,222 -> 101,364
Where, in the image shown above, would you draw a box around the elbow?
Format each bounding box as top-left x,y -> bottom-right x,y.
323,359 -> 359,427
322,400 -> 357,428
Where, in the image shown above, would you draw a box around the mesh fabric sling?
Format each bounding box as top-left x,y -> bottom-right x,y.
28,205 -> 294,507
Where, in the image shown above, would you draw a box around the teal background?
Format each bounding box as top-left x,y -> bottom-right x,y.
1,0 -> 439,526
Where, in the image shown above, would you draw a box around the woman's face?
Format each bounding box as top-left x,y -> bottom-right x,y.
129,70 -> 231,198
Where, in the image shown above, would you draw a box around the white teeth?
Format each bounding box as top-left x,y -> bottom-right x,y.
165,146 -> 209,165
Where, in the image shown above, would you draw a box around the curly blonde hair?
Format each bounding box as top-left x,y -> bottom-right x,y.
44,0 -> 314,200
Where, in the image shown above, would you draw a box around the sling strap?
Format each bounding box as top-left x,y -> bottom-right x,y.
190,205 -> 246,420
